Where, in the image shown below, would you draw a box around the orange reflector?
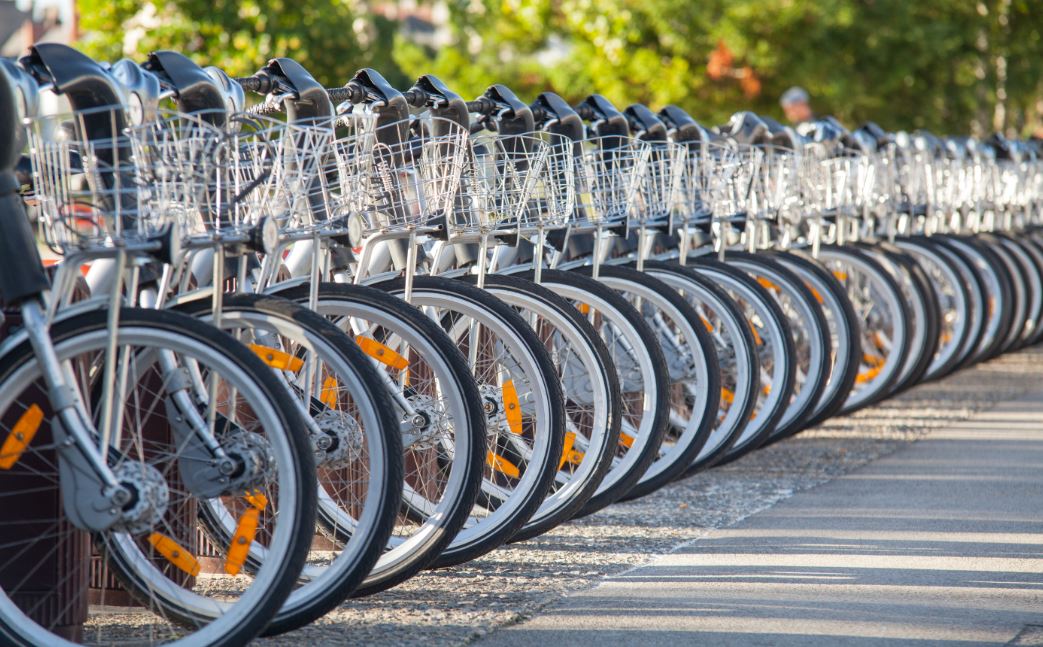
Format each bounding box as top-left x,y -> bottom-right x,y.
863,351 -> 885,367
0,404 -> 43,470
502,380 -> 524,435
856,365 -> 882,384
558,431 -> 583,469
487,451 -> 520,478
244,490 -> 268,510
248,344 -> 304,372
577,303 -> 591,315
319,376 -> 338,409
749,322 -> 763,346
148,533 -> 201,577
762,384 -> 772,396
224,507 -> 260,576
720,387 -> 735,404
833,270 -> 848,281
619,431 -> 635,449
807,285 -> 825,304
700,316 -> 714,333
756,276 -> 779,292
356,336 -> 409,370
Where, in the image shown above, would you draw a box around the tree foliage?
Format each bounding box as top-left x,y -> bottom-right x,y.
76,0 -> 1043,135
76,0 -> 410,88
393,0 -> 1043,136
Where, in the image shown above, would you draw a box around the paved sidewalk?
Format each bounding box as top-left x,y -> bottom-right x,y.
482,389 -> 1043,646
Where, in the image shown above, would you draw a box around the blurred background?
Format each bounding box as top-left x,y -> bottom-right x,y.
5,0 -> 1043,136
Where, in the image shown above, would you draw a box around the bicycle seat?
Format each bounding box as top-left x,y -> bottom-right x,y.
478,84 -> 533,135
410,74 -> 469,129
623,104 -> 668,142
143,50 -> 227,119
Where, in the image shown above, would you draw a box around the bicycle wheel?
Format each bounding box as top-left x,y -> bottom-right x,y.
0,307 -> 315,646
893,237 -> 973,381
724,252 -> 830,440
173,294 -> 401,634
923,237 -> 989,371
536,269 -> 670,514
937,235 -> 1013,363
688,255 -> 796,460
1003,233 -> 1043,346
861,243 -> 940,395
376,275 -> 565,566
770,250 -> 860,429
979,233 -> 1032,354
271,282 -> 485,596
816,246 -> 910,414
472,274 -> 621,542
583,265 -> 719,500
641,260 -> 758,473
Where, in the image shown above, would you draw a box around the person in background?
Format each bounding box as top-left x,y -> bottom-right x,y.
780,86 -> 813,124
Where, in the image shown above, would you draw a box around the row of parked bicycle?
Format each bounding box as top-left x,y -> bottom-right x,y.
0,42 -> 1040,646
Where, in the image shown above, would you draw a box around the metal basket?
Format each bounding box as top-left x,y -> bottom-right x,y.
630,140 -> 686,228
322,111 -> 378,226
798,145 -> 861,222
24,105 -> 173,253
570,135 -> 650,228
126,110 -> 229,239
219,113 -> 335,236
327,115 -> 469,237
751,144 -> 800,224
454,132 -> 575,235
692,141 -> 758,227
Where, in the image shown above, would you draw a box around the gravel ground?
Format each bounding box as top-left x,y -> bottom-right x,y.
263,346 -> 1043,646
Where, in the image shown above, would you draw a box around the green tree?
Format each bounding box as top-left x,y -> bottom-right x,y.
392,0 -> 1043,136
76,0 -> 409,88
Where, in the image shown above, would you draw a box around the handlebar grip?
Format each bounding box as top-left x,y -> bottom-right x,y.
402,89 -> 427,107
236,73 -> 276,95
326,83 -> 366,105
466,97 -> 496,115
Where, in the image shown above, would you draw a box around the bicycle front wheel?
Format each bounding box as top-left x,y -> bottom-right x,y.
0,307 -> 316,646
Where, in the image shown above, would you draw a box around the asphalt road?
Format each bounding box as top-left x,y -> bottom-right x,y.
482,385 -> 1043,646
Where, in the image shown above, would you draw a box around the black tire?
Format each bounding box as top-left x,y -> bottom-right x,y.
1007,233 -> 1043,346
0,307 -> 317,647
863,243 -> 941,395
980,233 -> 1031,354
375,275 -> 565,566
770,250 -> 860,430
465,273 -> 621,542
938,235 -> 1014,363
816,245 -> 911,414
173,293 -> 402,633
894,237 -> 973,381
641,260 -> 759,473
724,252 -> 830,440
921,237 -> 988,371
585,264 -> 720,500
688,255 -> 796,461
270,282 -> 486,596
536,269 -> 671,514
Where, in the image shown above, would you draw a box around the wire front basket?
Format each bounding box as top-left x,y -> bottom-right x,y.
453,132 -> 574,236
24,105 -> 187,253
220,114 -> 334,235
692,141 -> 758,228
327,115 -> 469,237
571,136 -> 650,229
631,140 -> 686,228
